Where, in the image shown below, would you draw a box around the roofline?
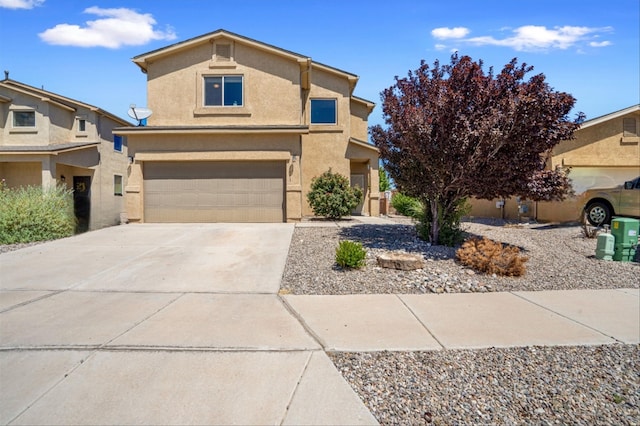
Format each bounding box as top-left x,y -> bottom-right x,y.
114,124 -> 310,136
349,137 -> 379,152
132,29 -> 359,81
351,95 -> 376,110
0,142 -> 99,155
579,104 -> 640,130
0,79 -> 132,126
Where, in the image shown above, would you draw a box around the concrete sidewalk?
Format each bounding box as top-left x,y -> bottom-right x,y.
1,223 -> 638,425
283,289 -> 639,352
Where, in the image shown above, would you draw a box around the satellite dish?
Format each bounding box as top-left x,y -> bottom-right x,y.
127,105 -> 152,126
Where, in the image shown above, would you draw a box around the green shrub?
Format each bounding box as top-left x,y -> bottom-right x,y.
0,184 -> 76,244
379,166 -> 391,192
335,240 -> 367,269
391,193 -> 423,218
307,169 -> 363,220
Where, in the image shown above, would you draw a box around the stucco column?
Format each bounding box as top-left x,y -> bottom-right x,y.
41,156 -> 57,189
125,161 -> 143,223
286,154 -> 303,222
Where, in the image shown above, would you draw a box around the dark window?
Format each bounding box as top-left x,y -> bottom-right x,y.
114,175 -> 123,196
114,135 -> 123,152
204,76 -> 243,106
311,99 -> 337,124
78,119 -> 86,132
13,111 -> 35,127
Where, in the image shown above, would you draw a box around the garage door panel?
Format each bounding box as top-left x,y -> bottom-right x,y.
143,161 -> 284,223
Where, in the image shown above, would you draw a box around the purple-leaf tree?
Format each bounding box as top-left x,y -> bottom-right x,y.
371,54 -> 583,245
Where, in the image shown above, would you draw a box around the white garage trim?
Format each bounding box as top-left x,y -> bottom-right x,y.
135,151 -> 291,162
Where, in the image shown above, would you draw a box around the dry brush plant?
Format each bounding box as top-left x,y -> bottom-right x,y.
456,237 -> 529,277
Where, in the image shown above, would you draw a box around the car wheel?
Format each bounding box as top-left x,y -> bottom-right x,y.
585,202 -> 612,226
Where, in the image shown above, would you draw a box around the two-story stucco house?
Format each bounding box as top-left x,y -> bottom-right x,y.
115,29 -> 380,223
470,104 -> 640,222
0,77 -> 131,232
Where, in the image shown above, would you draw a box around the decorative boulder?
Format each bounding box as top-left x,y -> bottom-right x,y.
376,252 -> 425,271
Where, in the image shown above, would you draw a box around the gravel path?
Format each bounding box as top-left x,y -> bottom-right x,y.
283,217 -> 639,425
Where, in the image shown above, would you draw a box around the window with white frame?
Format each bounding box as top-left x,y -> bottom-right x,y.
13,110 -> 35,127
114,175 -> 123,196
310,99 -> 337,124
204,76 -> 243,106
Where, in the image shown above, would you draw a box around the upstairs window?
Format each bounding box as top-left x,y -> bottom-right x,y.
78,118 -> 86,132
204,76 -> 243,106
311,99 -> 337,124
114,135 -> 123,152
13,110 -> 35,127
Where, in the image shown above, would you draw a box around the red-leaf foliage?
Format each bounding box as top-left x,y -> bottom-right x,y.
371,54 -> 584,204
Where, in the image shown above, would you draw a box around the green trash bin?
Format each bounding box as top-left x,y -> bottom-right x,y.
611,217 -> 639,262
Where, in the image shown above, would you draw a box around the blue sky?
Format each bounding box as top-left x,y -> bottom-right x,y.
1,0 -> 638,129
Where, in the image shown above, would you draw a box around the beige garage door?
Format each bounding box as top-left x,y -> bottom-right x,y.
143,161 -> 285,223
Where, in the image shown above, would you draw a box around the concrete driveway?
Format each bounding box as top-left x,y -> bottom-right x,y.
0,224 -> 376,425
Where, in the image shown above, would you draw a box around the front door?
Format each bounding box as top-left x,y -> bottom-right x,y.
73,176 -> 91,233
350,174 -> 365,215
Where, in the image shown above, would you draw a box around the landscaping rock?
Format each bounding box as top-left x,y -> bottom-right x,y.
376,252 -> 425,270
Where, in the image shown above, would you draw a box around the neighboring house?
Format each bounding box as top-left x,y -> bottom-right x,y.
470,104 -> 640,222
115,29 -> 379,223
0,77 -> 131,232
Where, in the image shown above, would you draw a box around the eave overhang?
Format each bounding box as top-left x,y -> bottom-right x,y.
113,124 -> 310,136
579,104 -> 640,130
349,137 -> 379,152
1,79 -> 132,126
0,142 -> 99,155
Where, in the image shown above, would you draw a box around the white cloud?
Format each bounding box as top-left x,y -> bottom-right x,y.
431,27 -> 470,39
38,7 -> 177,48
464,25 -> 613,51
0,0 -> 44,9
434,43 -> 447,51
590,40 -> 612,47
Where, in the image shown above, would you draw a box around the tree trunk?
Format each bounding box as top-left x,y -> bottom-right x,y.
429,199 -> 440,245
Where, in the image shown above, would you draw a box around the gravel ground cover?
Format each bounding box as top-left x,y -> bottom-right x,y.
283,217 -> 639,425
280,217 -> 639,295
330,345 -> 639,425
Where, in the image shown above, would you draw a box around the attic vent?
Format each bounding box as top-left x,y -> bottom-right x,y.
216,44 -> 231,61
623,117 -> 637,137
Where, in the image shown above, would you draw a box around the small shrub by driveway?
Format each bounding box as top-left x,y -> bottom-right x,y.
0,184 -> 75,244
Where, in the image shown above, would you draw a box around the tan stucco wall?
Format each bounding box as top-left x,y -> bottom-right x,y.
0,161 -> 41,187
145,38 -> 303,126
350,100 -> 372,142
551,111 -> 640,168
0,92 -> 49,147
